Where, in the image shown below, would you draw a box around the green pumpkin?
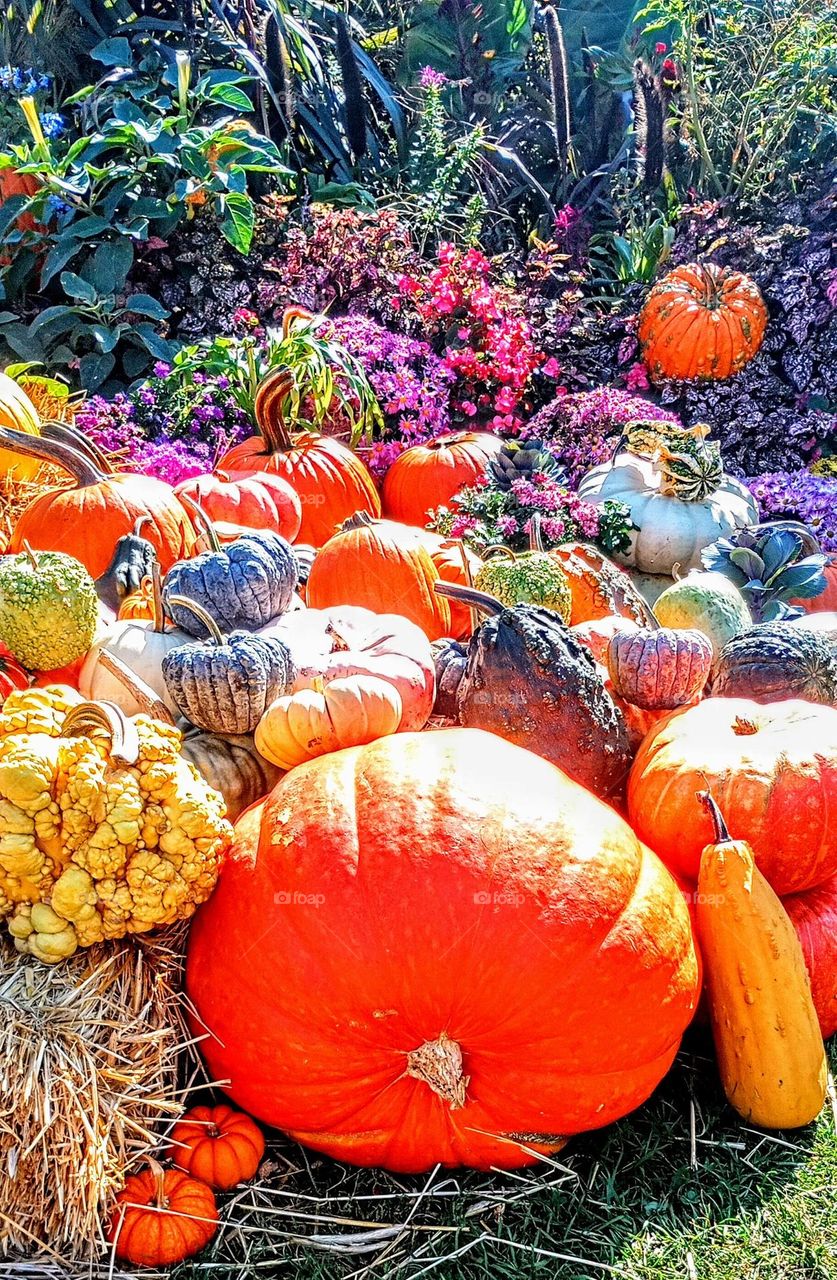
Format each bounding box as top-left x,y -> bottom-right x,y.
0,544 -> 98,670
474,550 -> 572,622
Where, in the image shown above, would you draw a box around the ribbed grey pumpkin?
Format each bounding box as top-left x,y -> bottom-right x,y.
163,511 -> 298,637
162,596 -> 298,733
713,623 -> 837,705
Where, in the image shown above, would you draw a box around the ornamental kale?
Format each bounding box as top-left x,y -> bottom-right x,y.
702,525 -> 827,622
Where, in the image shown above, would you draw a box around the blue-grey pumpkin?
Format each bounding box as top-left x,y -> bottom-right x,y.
163,527 -> 299,637
162,596 -> 298,734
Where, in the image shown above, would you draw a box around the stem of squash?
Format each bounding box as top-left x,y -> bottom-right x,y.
63,699 -> 142,765
0,424 -> 104,486
253,368 -> 296,453
696,791 -> 732,844
435,581 -> 503,617
178,494 -> 222,553
20,539 -> 38,570
165,595 -> 226,646
40,418 -> 114,474
95,650 -> 176,725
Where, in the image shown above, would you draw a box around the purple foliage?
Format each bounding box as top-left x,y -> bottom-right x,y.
528,387 -> 681,485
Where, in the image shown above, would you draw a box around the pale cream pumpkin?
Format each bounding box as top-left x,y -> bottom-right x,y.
255,674 -> 402,770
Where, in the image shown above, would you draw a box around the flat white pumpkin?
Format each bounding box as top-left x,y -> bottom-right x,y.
579,451 -> 758,575
79,618 -> 191,715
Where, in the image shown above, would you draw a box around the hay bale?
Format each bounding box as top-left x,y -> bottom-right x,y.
0,929 -> 192,1263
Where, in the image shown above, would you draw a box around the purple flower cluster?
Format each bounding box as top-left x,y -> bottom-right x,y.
529,387 -> 681,485
330,315 -> 454,476
743,470 -> 837,552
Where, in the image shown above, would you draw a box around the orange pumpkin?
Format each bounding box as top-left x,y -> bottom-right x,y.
118,576 -> 155,622
420,532 -> 482,638
793,555 -> 837,615
174,469 -> 302,543
168,1103 -> 265,1190
307,513 -> 452,641
0,167 -> 42,263
783,874 -> 837,1041
1,426 -> 196,577
218,369 -> 380,547
627,698 -> 837,896
381,432 -> 504,527
108,1162 -> 218,1267
638,263 -> 768,383
186,728 -> 701,1172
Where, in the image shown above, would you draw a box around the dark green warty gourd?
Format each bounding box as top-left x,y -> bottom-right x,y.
713,623 -> 837,705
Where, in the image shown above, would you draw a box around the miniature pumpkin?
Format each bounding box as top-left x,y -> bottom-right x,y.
696,792 -> 826,1129
81,560 -> 191,717
381,432 -> 504,527
784,875 -> 837,1041
118,577 -> 155,622
186,728 -> 701,1172
263,605 -> 435,733
0,369 -> 41,481
256,674 -> 403,770
607,625 -> 712,711
638,262 -> 768,383
0,643 -> 28,705
175,468 -> 302,543
168,1103 -> 265,1190
627,698 -> 837,895
218,369 -> 381,547
108,1161 -> 218,1267
571,617 -> 684,750
162,596 -> 297,734
438,583 -> 631,799
180,728 -> 281,822
0,543 -> 99,671
164,506 -> 298,637
0,426 -> 196,577
713,623 -> 837,706
307,513 -> 451,641
578,452 -> 757,575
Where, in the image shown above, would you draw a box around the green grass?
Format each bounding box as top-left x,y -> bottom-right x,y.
170,1033 -> 837,1280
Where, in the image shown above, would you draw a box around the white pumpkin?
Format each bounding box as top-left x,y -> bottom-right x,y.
257,604 -> 435,732
79,618 -> 191,715
579,451 -> 758,575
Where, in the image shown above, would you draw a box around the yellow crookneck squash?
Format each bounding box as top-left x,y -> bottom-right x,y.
697,791 -> 827,1130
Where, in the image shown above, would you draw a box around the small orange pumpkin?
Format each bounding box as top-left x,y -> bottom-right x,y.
638,262 -> 768,383
549,541 -> 654,625
118,576 -> 155,621
174,469 -> 302,543
168,1103 -> 265,1190
381,432 -> 504,527
307,513 -> 451,641
108,1160 -> 218,1267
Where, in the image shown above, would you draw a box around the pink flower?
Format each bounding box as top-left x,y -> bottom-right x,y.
542,356 -> 561,379
655,41 -> 667,53
624,362 -> 650,391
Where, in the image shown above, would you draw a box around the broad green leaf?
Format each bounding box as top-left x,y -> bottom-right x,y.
90,37 -> 131,67
220,191 -> 255,255
90,239 -> 134,295
125,293 -> 170,321
60,271 -> 97,303
79,350 -> 116,390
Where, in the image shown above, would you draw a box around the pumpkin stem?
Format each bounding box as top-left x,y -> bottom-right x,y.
481,544 -> 517,563
435,581 -> 503,617
146,1156 -> 169,1210
340,510 -> 376,533
178,494 -> 222,553
95,650 -> 176,725
133,514 -> 153,539
254,368 -> 296,453
697,790 -> 732,844
41,418 -> 114,473
528,512 -> 544,553
453,538 -> 478,634
165,595 -> 226,646
62,700 -> 142,766
282,304 -> 316,340
0,423 -> 104,486
149,557 -> 166,634
732,715 -> 759,736
20,539 -> 39,571
405,1032 -> 468,1110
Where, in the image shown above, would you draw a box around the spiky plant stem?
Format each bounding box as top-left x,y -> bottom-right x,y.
544,6 -> 572,192
335,11 -> 367,163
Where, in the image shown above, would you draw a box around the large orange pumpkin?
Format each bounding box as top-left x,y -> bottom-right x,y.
174,468 -> 302,542
218,369 -> 380,547
627,698 -> 837,896
186,728 -> 701,1173
381,432 -> 504,528
783,875 -> 837,1041
108,1162 -> 218,1267
638,263 -> 768,383
1,426 -> 196,577
307,512 -> 452,640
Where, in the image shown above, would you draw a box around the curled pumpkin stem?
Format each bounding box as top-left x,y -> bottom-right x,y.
697,790 -> 732,844
62,700 -> 141,766
253,368 -> 296,451
178,494 -> 222,553
165,594 -> 226,646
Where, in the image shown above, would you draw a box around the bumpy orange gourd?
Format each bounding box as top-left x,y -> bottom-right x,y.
1,427 -> 195,577
696,792 -> 827,1129
168,1103 -> 265,1190
638,262 -> 768,382
186,728 -> 701,1173
108,1162 -> 218,1266
628,698 -> 837,896
218,369 -> 380,547
306,513 -> 451,640
550,542 -> 653,626
381,432 -> 503,527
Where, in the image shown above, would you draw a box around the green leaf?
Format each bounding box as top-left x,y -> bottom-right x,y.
133,324 -> 178,361
206,83 -> 254,111
220,191 -> 255,255
60,271 -> 97,303
79,351 -> 116,391
125,293 -> 169,321
90,37 -> 132,67
90,239 -> 135,295
30,306 -> 81,334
